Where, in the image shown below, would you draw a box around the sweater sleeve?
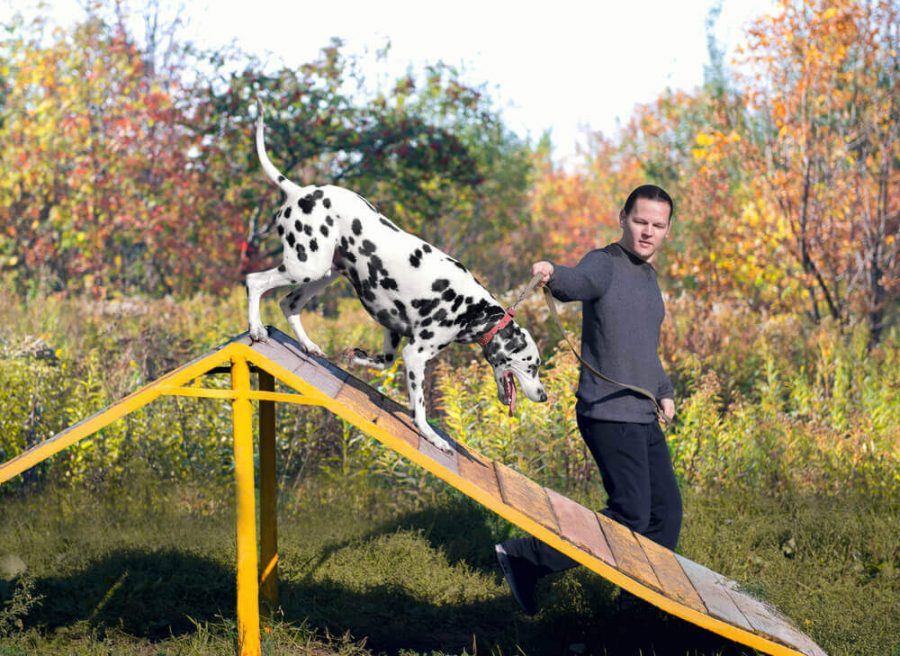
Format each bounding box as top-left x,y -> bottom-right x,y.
547,249 -> 613,302
657,370 -> 674,400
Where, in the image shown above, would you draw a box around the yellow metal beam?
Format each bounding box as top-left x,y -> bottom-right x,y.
258,370 -> 279,615
231,355 -> 261,656
161,386 -> 327,406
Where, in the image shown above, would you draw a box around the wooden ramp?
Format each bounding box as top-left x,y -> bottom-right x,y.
0,328 -> 827,656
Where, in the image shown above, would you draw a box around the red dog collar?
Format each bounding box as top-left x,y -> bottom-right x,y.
477,309 -> 515,347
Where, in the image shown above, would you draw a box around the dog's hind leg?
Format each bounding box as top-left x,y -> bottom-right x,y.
246,267 -> 298,341
278,271 -> 340,357
351,328 -> 402,370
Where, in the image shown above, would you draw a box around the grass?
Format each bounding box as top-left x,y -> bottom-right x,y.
0,473 -> 896,656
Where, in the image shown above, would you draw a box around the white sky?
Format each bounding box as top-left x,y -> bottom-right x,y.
14,0 -> 775,162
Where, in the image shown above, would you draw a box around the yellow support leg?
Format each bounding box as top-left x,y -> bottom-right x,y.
231,356 -> 261,656
258,370 -> 279,615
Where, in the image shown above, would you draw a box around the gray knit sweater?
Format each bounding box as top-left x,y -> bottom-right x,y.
549,242 -> 673,423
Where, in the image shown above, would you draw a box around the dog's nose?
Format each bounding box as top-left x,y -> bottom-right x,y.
539,391 -> 548,402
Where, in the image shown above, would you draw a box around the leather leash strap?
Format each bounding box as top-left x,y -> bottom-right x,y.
541,286 -> 670,427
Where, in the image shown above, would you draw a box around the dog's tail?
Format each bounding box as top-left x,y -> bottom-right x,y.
255,98 -> 300,194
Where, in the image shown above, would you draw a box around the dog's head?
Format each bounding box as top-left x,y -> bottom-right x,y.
483,321 -> 548,407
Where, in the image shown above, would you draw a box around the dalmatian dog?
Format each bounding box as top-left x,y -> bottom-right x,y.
246,101 -> 548,453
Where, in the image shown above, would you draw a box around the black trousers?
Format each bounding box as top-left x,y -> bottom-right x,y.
503,415 -> 683,576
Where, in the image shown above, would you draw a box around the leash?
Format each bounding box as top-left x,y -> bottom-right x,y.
540,286 -> 671,427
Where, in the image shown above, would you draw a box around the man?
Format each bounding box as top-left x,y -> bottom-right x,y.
495,184 -> 680,615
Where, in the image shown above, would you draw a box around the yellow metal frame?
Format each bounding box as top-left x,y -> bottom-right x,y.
0,338 -> 817,656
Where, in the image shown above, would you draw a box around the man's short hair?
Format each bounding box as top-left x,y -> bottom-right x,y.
622,185 -> 674,221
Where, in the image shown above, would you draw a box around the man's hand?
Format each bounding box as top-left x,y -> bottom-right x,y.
531,261 -> 554,287
659,398 -> 676,423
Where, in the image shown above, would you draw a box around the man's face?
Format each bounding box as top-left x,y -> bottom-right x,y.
619,198 -> 671,262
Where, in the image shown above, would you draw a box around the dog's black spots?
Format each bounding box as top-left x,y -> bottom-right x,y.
390,331 -> 402,348
309,238 -> 318,252
284,207 -> 292,219
431,279 -> 450,292
277,264 -> 286,272
360,280 -> 377,302
296,243 -> 307,262
360,239 -> 377,256
352,218 -> 363,236
409,251 -> 422,268
421,317 -> 433,327
451,295 -> 464,312
348,236 -> 355,246
529,364 -> 539,377
419,329 -> 435,340
313,189 -> 324,200
379,216 -> 401,232
524,356 -> 532,361
393,301 -> 408,322
303,277 -> 311,283
286,232 -> 296,247
326,216 -> 334,226
289,301 -> 297,310
411,297 -> 440,316
304,225 -> 312,236
422,244 -> 432,253
418,346 -> 424,353
294,220 -> 303,232
380,277 -> 398,290
298,194 -> 317,214
320,225 -> 329,237
410,381 -> 417,390
376,309 -> 392,326
277,175 -> 285,182
441,288 -> 456,302
277,225 -> 285,236
432,308 -> 448,323
408,371 -> 415,380
324,198 -> 332,209
503,324 -> 528,353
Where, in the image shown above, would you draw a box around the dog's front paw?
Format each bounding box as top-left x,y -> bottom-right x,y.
301,341 -> 326,358
249,324 -> 269,342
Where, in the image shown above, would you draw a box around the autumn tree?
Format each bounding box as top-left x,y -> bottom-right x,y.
740,0 -> 899,342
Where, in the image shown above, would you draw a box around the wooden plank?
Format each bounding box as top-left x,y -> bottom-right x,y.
334,375 -> 381,423
247,338 -> 343,397
417,424 -> 459,474
722,580 -> 827,656
634,533 -> 706,613
372,397 -> 420,450
546,489 -> 616,566
597,514 -> 662,590
494,462 -> 558,531
677,556 -> 755,632
456,446 -> 502,500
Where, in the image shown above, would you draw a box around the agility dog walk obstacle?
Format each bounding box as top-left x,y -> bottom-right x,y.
0,327 -> 827,656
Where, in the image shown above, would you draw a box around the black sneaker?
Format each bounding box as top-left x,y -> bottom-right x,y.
495,543 -> 538,615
